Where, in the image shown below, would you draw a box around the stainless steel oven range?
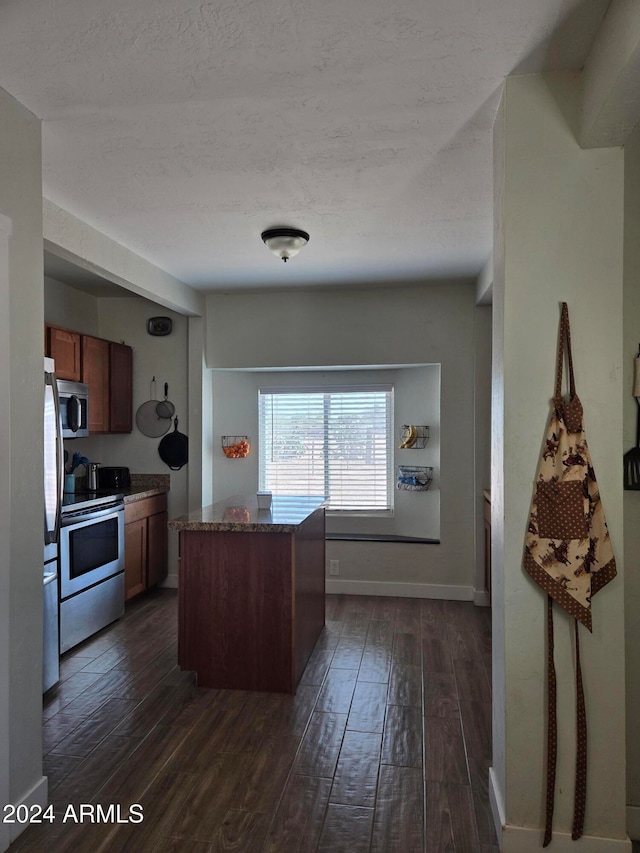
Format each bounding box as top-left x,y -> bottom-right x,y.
59,493 -> 125,653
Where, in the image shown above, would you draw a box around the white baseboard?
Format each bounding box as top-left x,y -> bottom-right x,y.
473,588 -> 490,607
498,825 -> 631,852
627,803 -> 640,840
489,765 -> 505,843
489,768 -> 631,852
324,578 -> 474,600
163,574 -> 475,599
8,776 -> 48,844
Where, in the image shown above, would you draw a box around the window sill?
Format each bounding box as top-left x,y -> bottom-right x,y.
326,533 -> 439,544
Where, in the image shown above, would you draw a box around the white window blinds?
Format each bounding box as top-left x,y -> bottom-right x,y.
258,386 -> 393,512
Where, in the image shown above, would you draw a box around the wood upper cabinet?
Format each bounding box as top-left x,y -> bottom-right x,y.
109,342 -> 133,433
124,493 -> 169,601
45,324 -> 133,434
45,325 -> 81,381
82,335 -> 110,433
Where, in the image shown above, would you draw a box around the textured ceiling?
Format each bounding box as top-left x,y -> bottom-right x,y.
1,0 -> 611,291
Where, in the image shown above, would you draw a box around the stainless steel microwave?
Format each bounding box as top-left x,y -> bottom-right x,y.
57,380 -> 90,438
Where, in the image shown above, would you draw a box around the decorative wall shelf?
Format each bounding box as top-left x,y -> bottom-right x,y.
222,436 -> 251,458
399,425 -> 429,449
396,466 -> 433,491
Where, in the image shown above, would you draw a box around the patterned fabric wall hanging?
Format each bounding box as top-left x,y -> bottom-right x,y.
523,302 -> 616,846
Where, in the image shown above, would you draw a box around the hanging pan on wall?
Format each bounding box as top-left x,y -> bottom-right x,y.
158,417 -> 188,470
135,377 -> 172,438
624,348 -> 640,489
156,383 -> 175,420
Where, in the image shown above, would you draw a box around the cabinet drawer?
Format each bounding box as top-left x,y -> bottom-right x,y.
124,493 -> 168,525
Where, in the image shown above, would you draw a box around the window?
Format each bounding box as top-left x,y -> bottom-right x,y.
258,386 -> 393,512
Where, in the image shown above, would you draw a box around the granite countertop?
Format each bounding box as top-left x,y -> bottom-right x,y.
70,473 -> 170,503
121,474 -> 170,503
168,494 -> 327,533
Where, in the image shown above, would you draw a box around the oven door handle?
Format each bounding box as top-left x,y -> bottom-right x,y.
61,505 -> 124,526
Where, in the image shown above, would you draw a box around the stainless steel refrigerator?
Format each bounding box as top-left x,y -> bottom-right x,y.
44,356 -> 63,692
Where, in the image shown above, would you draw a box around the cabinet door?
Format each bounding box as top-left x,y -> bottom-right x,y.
124,518 -> 147,600
46,326 -> 81,381
82,335 -> 110,433
109,342 -> 133,433
147,511 -> 168,588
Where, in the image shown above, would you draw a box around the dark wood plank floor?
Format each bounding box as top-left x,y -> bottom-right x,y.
10,590 -> 498,852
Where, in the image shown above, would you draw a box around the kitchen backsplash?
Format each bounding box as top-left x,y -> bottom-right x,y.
130,473 -> 170,491
72,472 -> 170,492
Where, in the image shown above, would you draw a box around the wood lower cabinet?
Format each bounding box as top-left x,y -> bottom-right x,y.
124,493 -> 168,601
177,506 -> 326,693
147,509 -> 169,588
124,517 -> 147,600
46,325 -> 81,381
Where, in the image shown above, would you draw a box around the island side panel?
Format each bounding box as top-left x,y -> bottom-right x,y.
293,507 -> 326,686
179,529 -> 295,692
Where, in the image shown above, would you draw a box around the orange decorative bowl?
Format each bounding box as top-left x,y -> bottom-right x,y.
221,436 -> 251,458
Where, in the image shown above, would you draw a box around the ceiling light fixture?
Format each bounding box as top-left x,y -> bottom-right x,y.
261,227 -> 310,263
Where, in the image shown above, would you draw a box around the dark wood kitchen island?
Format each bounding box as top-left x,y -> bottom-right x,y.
168,495 -> 326,693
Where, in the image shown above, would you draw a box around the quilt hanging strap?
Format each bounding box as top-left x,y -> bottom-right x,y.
543,595 -> 557,848
572,619 -> 587,840
543,601 -> 588,845
555,302 -> 576,401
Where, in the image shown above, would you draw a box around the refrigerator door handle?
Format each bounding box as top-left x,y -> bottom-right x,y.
44,371 -> 64,546
52,373 -> 64,544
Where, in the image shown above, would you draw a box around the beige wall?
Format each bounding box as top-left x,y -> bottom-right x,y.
0,87 -> 46,851
492,73 -> 627,849
206,283 -> 491,599
491,89 -> 507,835
474,305 -> 492,600
624,121 -> 640,836
0,213 -> 11,853
191,317 -> 212,513
96,296 -> 189,581
44,275 -> 100,334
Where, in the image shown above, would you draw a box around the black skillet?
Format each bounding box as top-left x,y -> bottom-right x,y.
158,417 -> 188,470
